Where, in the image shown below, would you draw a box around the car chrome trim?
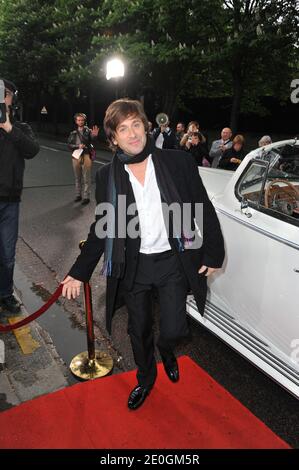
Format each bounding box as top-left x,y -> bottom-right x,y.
187,297 -> 299,386
204,297 -> 269,347
216,207 -> 299,251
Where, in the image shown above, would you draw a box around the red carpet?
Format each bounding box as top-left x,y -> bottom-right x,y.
0,356 -> 290,449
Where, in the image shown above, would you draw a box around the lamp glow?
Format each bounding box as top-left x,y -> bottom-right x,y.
106,58 -> 125,80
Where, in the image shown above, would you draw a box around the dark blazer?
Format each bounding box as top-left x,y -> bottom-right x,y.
0,122 -> 40,202
218,147 -> 245,171
67,126 -> 96,153
69,148 -> 225,333
185,142 -> 209,166
152,127 -> 177,150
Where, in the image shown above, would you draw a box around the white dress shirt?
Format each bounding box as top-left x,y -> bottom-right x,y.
125,155 -> 171,254
155,132 -> 164,149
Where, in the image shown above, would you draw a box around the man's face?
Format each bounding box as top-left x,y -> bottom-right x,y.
176,123 -> 184,133
4,89 -> 13,110
221,128 -> 232,141
113,115 -> 147,156
76,116 -> 86,128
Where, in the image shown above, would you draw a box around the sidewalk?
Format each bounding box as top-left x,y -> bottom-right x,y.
0,287 -> 68,412
0,257 -> 123,413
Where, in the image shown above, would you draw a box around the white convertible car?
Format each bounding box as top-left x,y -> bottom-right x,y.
187,139 -> 299,399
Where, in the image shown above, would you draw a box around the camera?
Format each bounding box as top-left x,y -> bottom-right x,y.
0,80 -> 6,123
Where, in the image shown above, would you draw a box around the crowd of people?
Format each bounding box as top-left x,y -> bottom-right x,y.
148,116 -> 272,172
66,112 -> 273,204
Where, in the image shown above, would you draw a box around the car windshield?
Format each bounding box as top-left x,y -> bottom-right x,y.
259,144 -> 299,180
238,143 -> 299,223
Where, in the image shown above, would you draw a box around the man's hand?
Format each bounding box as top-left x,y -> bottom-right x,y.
91,125 -> 99,137
79,143 -> 86,149
198,265 -> 220,277
0,113 -> 12,133
62,275 -> 82,299
230,157 -> 241,164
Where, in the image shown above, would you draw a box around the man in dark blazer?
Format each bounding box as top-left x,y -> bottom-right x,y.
62,99 -> 225,410
152,115 -> 177,150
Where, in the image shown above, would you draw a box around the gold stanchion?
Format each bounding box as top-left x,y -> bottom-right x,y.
70,242 -> 113,380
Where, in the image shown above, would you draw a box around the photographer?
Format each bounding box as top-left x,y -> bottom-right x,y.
184,132 -> 209,167
180,121 -> 207,149
67,113 -> 99,205
0,78 -> 39,313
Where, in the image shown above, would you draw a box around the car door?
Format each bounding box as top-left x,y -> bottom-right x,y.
210,153 -> 299,370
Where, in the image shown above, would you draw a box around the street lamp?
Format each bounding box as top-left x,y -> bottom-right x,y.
106,58 -> 125,99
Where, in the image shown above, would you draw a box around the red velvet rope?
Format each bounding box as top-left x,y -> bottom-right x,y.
0,284 -> 63,332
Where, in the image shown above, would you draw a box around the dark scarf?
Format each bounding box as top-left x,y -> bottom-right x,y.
101,136 -> 192,278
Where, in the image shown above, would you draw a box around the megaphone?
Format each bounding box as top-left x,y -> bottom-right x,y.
155,112 -> 169,126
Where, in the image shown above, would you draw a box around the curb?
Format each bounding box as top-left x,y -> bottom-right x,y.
0,290 -> 68,411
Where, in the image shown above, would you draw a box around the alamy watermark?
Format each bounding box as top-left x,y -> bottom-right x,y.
94,198 -> 204,249
290,79 -> 299,104
0,339 -> 4,364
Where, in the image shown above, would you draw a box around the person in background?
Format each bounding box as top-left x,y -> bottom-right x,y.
67,113 -> 99,205
184,132 -> 209,167
209,127 -> 233,168
0,78 -> 40,313
175,122 -> 185,147
258,135 -> 272,147
152,115 -> 177,150
218,134 -> 245,171
147,121 -> 153,135
180,121 -> 206,148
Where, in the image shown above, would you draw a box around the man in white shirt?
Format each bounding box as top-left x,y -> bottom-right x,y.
152,116 -> 177,150
209,127 -> 233,168
62,99 -> 225,410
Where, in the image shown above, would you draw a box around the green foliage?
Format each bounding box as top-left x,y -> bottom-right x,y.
0,0 -> 298,123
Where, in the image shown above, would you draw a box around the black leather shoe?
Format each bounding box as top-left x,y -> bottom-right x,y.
163,358 -> 179,383
128,385 -> 151,410
0,295 -> 21,314
74,196 -> 82,202
81,198 -> 90,205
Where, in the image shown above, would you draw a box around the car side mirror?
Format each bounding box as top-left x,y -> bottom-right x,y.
240,197 -> 252,218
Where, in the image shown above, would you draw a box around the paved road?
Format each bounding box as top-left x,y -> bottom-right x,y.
10,135 -> 299,447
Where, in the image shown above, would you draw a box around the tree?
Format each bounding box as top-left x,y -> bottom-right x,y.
0,0 -> 298,131
89,0 -> 221,119
198,0 -> 299,131
0,0 -> 65,124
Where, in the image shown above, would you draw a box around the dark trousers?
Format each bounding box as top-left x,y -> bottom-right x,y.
0,202 -> 20,298
124,250 -> 189,388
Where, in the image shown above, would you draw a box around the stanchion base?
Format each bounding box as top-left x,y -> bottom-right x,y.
70,350 -> 113,380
